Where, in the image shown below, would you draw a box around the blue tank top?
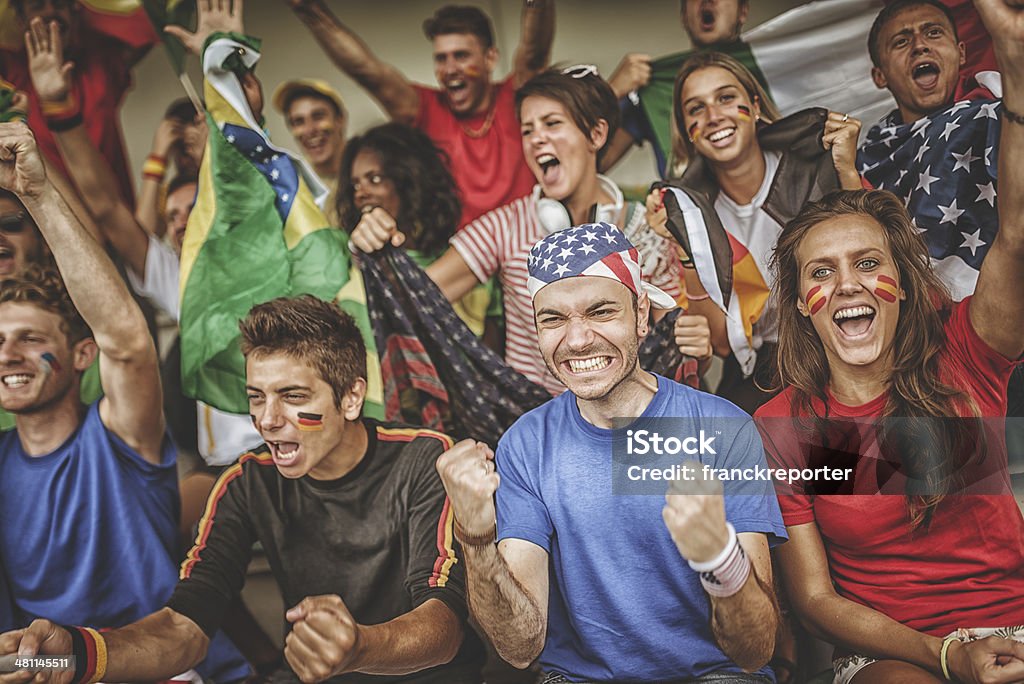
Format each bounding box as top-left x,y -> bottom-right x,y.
0,402 -> 250,682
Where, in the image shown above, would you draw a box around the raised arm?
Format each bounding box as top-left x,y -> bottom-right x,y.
26,17 -> 150,278
970,0 -> 1024,358
778,523 -> 1024,683
511,0 -> 555,88
136,117 -> 184,238
283,0 -> 418,123
0,609 -> 210,684
435,440 -> 549,668
0,123 -> 163,463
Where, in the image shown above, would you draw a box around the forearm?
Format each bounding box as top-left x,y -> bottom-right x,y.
514,0 -> 555,83
463,543 -> 544,669
52,126 -> 120,221
996,44 -> 1024,249
709,565 -> 777,672
348,599 -> 462,676
20,183 -> 148,350
839,168 -> 863,190
135,177 -> 165,237
793,591 -> 943,672
683,267 -> 730,357
101,608 -> 210,682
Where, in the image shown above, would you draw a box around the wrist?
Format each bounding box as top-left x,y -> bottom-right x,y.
143,154 -> 168,182
454,517 -> 497,547
42,92 -> 81,131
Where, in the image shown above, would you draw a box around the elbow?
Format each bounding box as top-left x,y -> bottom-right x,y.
494,635 -> 543,670
713,341 -> 733,359
431,622 -> 464,668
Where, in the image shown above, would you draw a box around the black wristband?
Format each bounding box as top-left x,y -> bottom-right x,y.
47,112 -> 83,132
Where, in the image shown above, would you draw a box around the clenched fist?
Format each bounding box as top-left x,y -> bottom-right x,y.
285,595 -> 362,683
349,207 -> 405,253
435,439 -> 498,537
0,620 -> 74,684
662,461 -> 729,564
674,313 -> 712,362
0,122 -> 48,200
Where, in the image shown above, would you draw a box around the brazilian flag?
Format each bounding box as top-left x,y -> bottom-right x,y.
178,32 -> 382,417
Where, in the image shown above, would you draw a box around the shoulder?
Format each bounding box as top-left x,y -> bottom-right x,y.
374,422 -> 454,459
499,393 -> 568,449
754,386 -> 799,420
662,377 -> 751,420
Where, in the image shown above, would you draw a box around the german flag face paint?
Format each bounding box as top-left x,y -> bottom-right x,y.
874,275 -> 899,303
687,121 -> 701,142
805,285 -> 827,315
736,104 -> 752,122
297,412 -> 324,431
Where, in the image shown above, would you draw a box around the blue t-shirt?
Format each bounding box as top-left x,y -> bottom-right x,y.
0,402 -> 250,683
496,374 -> 787,682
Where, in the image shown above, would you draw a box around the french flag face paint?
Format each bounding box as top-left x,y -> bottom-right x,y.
296,412 -> 324,431
874,275 -> 899,303
40,352 -> 61,374
736,104 -> 752,122
805,285 -> 827,316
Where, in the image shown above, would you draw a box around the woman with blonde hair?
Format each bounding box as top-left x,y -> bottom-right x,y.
648,51 -> 863,412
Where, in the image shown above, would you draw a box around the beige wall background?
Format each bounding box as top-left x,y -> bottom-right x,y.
120,0 -> 809,191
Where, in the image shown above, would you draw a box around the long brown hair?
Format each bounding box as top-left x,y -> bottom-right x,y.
771,190 -> 982,529
669,51 -> 781,176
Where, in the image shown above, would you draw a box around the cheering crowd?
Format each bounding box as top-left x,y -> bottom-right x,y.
0,0 -> 1023,683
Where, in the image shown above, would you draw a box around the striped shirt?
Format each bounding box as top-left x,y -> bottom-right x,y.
451,191 -> 682,395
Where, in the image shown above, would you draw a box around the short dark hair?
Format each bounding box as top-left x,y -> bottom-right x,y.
423,5 -> 494,50
283,87 -> 343,119
166,172 -> 198,198
239,295 -> 366,409
164,97 -> 199,123
868,0 -> 959,68
515,67 -> 620,163
0,265 -> 91,345
336,122 -> 460,255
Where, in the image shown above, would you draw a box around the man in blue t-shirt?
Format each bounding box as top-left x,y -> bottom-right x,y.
437,223 -> 787,682
0,122 -> 249,682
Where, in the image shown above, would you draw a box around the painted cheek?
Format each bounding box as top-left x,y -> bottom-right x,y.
296,412 -> 324,431
464,65 -> 481,79
40,352 -> 61,374
874,275 -> 899,303
736,104 -> 752,122
806,285 -> 827,316
688,121 -> 701,142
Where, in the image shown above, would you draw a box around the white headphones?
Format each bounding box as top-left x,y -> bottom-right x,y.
534,175 -> 625,235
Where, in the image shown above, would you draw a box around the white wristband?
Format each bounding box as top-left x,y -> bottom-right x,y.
687,522 -> 737,572
688,523 -> 751,598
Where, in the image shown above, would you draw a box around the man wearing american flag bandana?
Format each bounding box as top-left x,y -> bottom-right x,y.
434,223 -> 786,683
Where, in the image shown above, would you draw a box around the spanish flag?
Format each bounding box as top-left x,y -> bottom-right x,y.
178,32 -> 383,418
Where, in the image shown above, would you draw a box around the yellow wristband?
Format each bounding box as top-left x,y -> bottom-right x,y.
940,635 -> 957,681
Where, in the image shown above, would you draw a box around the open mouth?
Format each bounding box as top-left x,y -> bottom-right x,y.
268,440 -> 301,466
912,62 -> 940,89
1,373 -> 34,389
706,127 -> 736,146
832,305 -> 876,338
301,134 -> 328,156
700,8 -> 716,31
564,356 -> 612,374
537,153 -> 561,183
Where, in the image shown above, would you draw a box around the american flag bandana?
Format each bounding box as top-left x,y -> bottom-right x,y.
526,222 -> 678,309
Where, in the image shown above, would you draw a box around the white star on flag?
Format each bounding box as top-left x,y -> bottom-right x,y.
601,231 -> 618,244
544,241 -> 558,254
951,147 -> 979,173
913,139 -> 931,163
256,145 -> 264,153
938,199 -> 965,225
916,165 -> 939,194
947,101 -> 971,115
974,102 -> 999,120
984,146 -> 993,167
579,243 -> 596,255
226,134 -> 236,143
553,262 -> 571,277
975,182 -> 996,207
541,257 -> 554,270
940,117 -> 961,141
583,230 -> 598,242
558,247 -> 574,260
959,229 -> 985,256
270,169 -> 280,180
911,117 -> 931,138
563,232 -> 579,245
282,193 -> 290,202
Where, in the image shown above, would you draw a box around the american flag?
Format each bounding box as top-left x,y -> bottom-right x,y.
858,98 -> 1001,301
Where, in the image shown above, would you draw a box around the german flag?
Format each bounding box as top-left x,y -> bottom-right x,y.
296,412 -> 324,431
806,285 -> 826,315
874,275 -> 899,303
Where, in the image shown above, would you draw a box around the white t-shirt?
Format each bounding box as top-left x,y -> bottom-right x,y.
712,150 -> 782,376
127,235 -> 262,466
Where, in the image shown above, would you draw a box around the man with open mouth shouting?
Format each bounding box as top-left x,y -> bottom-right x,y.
285,0 -> 553,229
0,295 -> 484,684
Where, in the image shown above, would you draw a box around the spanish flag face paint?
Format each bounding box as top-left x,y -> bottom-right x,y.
736,104 -> 752,122
874,275 -> 899,303
805,285 -> 827,316
297,412 -> 324,431
687,121 -> 701,142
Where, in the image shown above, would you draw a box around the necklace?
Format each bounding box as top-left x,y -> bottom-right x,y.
459,101 -> 497,139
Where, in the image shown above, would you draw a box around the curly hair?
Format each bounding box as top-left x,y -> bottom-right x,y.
0,265 -> 91,344
335,123 -> 461,256
239,295 -> 366,410
771,190 -> 983,529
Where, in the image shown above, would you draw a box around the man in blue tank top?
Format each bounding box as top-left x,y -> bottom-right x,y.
0,120 -> 249,683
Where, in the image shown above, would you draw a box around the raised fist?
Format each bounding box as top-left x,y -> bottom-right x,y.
435,439 -> 498,537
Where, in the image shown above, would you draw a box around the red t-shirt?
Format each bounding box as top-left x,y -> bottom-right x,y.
413,76 -> 535,229
1,30 -> 135,207
756,297 -> 1024,636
